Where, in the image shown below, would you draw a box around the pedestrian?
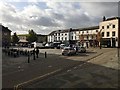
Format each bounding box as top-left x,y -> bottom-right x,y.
33,48 -> 36,60
36,47 -> 39,58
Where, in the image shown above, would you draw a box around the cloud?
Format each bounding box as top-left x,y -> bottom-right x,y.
0,1 -> 118,35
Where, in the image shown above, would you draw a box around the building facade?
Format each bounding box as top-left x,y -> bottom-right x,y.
1,25 -> 11,47
48,26 -> 99,47
18,34 -> 47,43
99,17 -> 119,47
18,34 -> 28,43
47,17 -> 120,48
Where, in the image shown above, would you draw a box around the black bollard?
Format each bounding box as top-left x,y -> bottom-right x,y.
28,51 -> 30,63
45,52 -> 47,58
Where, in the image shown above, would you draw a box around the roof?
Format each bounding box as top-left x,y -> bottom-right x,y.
48,31 -> 56,35
48,26 -> 99,35
78,26 -> 99,31
1,25 -> 11,32
104,17 -> 120,21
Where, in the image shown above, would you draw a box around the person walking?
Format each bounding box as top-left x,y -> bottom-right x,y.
36,47 -> 39,58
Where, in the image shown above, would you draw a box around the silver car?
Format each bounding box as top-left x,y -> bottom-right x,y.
62,47 -> 76,56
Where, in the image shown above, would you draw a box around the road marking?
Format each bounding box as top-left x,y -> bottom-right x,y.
67,69 -> 71,72
14,69 -> 61,90
48,65 -> 52,68
73,67 -> 77,69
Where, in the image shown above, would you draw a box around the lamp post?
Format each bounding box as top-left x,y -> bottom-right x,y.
111,37 -> 113,48
118,16 -> 120,57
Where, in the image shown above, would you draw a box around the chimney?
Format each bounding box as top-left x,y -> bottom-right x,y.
70,28 -> 72,32
103,16 -> 106,21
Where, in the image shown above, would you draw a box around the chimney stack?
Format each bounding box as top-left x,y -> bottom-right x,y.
103,16 -> 106,21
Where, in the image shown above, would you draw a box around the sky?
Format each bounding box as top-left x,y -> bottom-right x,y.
0,0 -> 119,35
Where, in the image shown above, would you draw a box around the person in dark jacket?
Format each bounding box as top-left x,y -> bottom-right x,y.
36,47 -> 39,58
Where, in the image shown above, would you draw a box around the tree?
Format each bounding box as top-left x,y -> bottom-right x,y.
26,29 -> 38,43
12,32 -> 19,44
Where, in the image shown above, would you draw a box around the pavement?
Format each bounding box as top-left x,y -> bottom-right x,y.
25,48 -> 119,88
2,47 -> 120,89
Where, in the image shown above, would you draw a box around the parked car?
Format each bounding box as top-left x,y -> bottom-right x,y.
60,44 -> 66,49
77,46 -> 86,53
45,43 -> 54,48
62,47 -> 76,56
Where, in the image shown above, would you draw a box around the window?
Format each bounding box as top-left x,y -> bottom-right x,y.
107,25 -> 109,29
87,31 -> 88,33
112,31 -> 115,36
65,33 -> 67,35
4,33 -> 7,35
102,32 -> 104,37
113,25 -> 115,28
65,37 -> 67,40
96,30 -> 98,32
61,37 -> 63,40
72,36 -> 73,40
102,26 -> 104,29
75,36 -> 76,40
82,31 -> 84,34
107,32 -> 110,37
58,37 -> 60,40
61,34 -> 63,36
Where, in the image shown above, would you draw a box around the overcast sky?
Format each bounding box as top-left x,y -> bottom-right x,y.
0,0 -> 118,35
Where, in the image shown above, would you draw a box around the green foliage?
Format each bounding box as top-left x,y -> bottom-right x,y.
12,32 -> 19,44
26,29 -> 38,43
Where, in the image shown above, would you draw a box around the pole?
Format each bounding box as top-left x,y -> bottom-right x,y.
45,52 -> 47,58
28,51 -> 30,63
118,16 -> 120,57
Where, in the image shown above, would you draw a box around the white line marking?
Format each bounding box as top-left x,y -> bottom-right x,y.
67,69 -> 71,72
73,67 -> 77,69
14,69 -> 61,90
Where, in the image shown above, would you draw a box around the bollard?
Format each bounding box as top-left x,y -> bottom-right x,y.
28,51 -> 30,63
45,52 -> 47,58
